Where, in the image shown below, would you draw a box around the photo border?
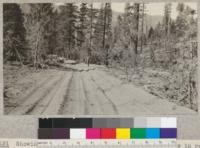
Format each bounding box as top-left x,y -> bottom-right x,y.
0,0 -> 200,139
0,1 -> 199,140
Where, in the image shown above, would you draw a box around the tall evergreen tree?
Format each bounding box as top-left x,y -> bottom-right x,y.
123,3 -> 140,67
88,4 -> 94,59
162,3 -> 172,67
139,3 -> 146,53
25,3 -> 53,68
87,4 -> 98,64
133,3 -> 140,56
104,3 -> 112,66
62,3 -> 78,59
93,3 -> 112,65
47,9 -> 59,55
77,3 -> 88,61
163,3 -> 172,36
78,3 -> 88,47
93,4 -> 105,63
3,4 -> 27,64
175,3 -> 189,37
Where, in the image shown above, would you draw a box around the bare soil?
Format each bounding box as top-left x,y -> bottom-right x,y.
4,63 -> 197,115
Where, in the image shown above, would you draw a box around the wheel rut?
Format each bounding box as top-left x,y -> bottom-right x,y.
90,74 -> 119,114
25,73 -> 66,114
58,72 -> 74,114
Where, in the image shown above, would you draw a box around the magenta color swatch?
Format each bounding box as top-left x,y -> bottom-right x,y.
86,128 -> 101,139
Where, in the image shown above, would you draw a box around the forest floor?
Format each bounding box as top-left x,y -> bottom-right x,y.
3,62 -> 197,115
108,66 -> 197,111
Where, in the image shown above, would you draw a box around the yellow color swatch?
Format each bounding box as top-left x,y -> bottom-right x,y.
116,128 -> 130,139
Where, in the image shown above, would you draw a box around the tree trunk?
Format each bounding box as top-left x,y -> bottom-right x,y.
34,23 -> 40,70
134,3 -> 140,67
102,3 -> 107,66
68,26 -> 72,59
140,3 -> 145,54
88,4 -> 93,66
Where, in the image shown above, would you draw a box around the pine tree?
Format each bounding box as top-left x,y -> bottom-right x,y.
78,3 -> 88,47
3,4 -> 27,64
88,4 -> 94,60
163,3 -> 172,36
139,3 -> 146,53
124,3 -> 140,67
77,3 -> 88,61
175,3 -> 189,37
162,3 -> 172,67
25,3 -> 53,68
54,7 -> 67,57
112,3 -> 141,69
62,3 -> 79,59
112,15 -> 127,66
93,4 -> 105,64
87,4 -> 98,64
134,3 -> 140,57
47,9 -> 59,55
94,4 -> 104,46
93,3 -> 112,65
148,27 -> 156,66
104,3 -> 112,66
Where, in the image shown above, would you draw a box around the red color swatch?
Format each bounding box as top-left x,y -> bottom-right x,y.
101,128 -> 116,139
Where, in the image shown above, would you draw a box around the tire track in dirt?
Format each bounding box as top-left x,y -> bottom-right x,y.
91,68 -> 196,115
79,72 -> 89,115
90,75 -> 119,114
7,73 -> 55,112
25,73 -> 66,114
89,69 -> 165,114
58,72 -> 74,114
80,72 -> 102,114
58,72 -> 86,115
41,72 -> 73,115
90,69 -> 122,92
80,73 -> 93,115
9,71 -> 66,115
29,71 -> 73,115
81,71 -> 118,114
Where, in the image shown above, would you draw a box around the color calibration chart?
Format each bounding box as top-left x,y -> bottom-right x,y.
38,117 -> 177,139
37,117 -> 177,147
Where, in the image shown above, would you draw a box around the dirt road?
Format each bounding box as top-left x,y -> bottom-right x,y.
7,63 -> 196,115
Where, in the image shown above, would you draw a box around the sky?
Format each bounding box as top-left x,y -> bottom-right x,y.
93,2 -> 197,19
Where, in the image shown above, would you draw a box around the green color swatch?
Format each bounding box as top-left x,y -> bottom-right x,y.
131,128 -> 146,139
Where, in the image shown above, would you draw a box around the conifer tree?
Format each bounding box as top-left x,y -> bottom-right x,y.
63,3 -> 79,59
78,3 -> 88,47
3,4 -> 27,64
25,3 -> 53,68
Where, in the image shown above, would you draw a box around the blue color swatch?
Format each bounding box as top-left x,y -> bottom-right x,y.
146,128 -> 160,139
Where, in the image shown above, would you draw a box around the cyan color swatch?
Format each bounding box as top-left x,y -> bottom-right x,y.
146,128 -> 160,139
